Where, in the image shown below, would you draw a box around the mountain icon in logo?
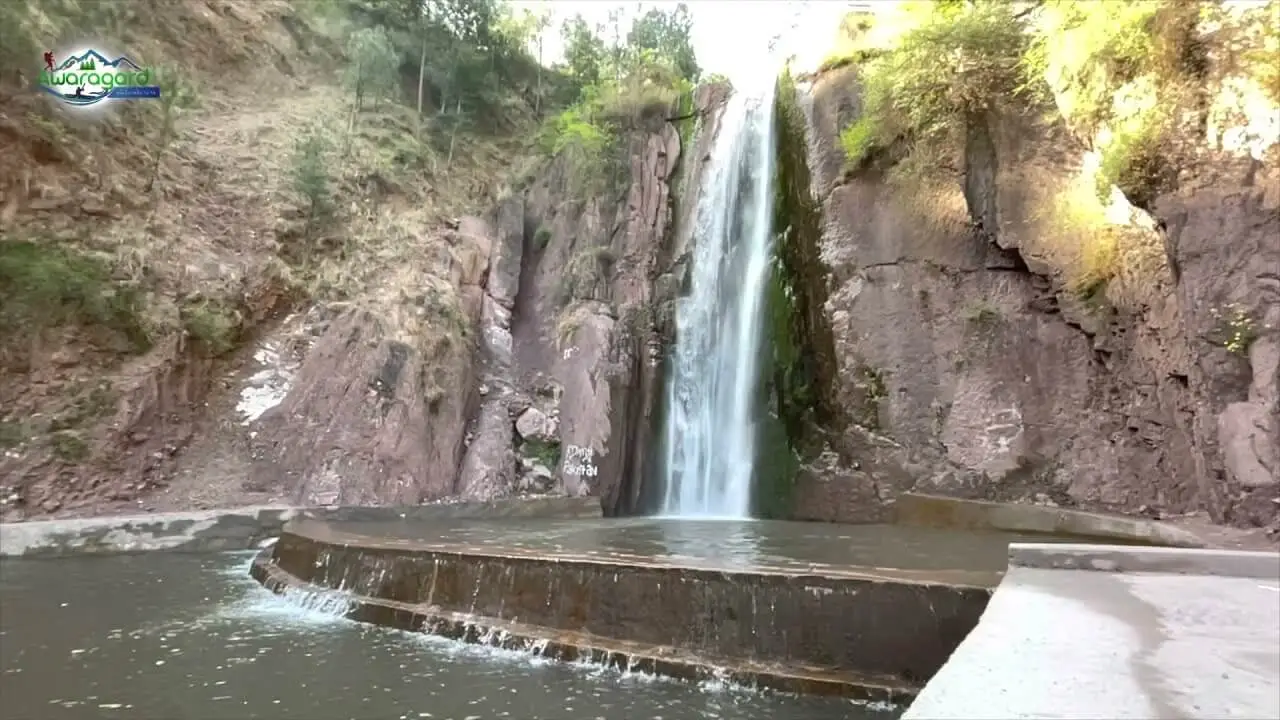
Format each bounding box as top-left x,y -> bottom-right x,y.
39,48 -> 159,107
52,49 -> 142,74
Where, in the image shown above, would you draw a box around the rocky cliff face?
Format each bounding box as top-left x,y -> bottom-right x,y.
248,218 -> 490,505
775,9 -> 1278,535
243,88 -> 725,513
506,85 -> 727,515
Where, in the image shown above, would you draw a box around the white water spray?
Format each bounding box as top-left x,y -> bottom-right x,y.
658,82 -> 777,519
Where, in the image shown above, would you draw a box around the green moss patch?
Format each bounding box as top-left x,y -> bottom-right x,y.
0,239 -> 152,356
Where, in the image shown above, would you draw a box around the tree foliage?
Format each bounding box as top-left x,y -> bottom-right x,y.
345,0 -> 562,138
839,0 -> 1035,174
836,0 -> 1228,208
561,15 -> 606,90
291,124 -> 336,235
344,25 -> 400,110
627,5 -> 700,83
543,4 -> 699,196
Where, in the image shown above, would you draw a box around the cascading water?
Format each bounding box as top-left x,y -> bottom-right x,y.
658,82 -> 777,519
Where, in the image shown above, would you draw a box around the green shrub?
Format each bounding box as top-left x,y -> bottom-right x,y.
291,124 -> 336,230
838,1 -> 1035,177
838,116 -> 878,168
1026,1 -> 1164,129
180,298 -> 240,356
534,226 -> 552,249
50,430 -> 89,462
523,438 -> 561,467
819,48 -> 885,74
538,50 -> 690,198
146,66 -> 200,192
1243,6 -> 1280,104
962,300 -> 1001,324
0,240 -> 150,353
1095,109 -> 1173,209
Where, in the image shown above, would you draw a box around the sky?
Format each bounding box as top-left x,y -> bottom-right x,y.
508,1 -> 867,81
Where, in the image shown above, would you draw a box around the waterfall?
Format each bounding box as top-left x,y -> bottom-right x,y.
658,82 -> 777,519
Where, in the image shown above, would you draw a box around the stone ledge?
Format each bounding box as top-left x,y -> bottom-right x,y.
251,553 -> 917,704
0,497 -> 602,558
261,519 -> 993,691
1009,542 -> 1280,579
894,493 -> 1207,548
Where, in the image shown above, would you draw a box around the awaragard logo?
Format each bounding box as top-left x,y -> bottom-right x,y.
39,48 -> 161,108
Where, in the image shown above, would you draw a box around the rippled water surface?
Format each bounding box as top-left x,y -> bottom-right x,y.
0,552 -> 899,720
331,516 -> 1067,575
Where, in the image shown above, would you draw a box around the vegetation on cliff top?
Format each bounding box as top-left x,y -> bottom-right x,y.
538,6 -> 700,198
541,3 -> 700,355
827,0 -> 1275,298
837,1 -> 1037,178
832,0 -> 1269,193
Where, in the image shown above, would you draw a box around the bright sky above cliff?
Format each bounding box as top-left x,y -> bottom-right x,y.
509,1 -> 870,79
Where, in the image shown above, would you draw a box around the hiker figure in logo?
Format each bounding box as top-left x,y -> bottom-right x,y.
43,51 -> 55,71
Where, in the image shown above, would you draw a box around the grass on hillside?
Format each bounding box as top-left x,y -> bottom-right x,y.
0,240 -> 152,361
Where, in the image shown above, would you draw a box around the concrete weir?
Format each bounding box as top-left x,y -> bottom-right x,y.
250,516 -> 994,700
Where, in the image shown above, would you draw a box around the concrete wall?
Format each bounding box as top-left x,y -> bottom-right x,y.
893,493 -> 1207,547
0,497 -> 602,558
261,517 -> 992,694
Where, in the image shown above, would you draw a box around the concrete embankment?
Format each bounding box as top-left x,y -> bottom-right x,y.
893,493 -> 1209,548
0,497 -> 602,558
903,542 -> 1280,719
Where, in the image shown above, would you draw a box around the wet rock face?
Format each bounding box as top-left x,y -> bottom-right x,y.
789,56 -> 1278,531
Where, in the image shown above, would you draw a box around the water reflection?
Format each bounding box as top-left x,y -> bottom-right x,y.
637,519 -> 765,569
335,516 -> 1039,575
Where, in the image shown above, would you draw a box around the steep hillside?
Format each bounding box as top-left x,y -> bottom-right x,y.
768,0 -> 1279,542
0,0 -> 548,518
0,0 -> 707,519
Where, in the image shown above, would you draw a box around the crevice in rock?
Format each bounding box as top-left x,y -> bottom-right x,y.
963,112 -> 1000,240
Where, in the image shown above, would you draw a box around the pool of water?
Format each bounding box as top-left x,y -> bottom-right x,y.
0,552 -> 899,720
327,516 -> 1063,574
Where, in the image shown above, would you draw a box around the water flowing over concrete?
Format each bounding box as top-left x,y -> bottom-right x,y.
250,515 -> 1000,699
1,553 -> 890,719
659,84 -> 777,519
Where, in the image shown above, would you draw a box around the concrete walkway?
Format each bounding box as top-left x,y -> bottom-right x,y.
903,543 -> 1280,720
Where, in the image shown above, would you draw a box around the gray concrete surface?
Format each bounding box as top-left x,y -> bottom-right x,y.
0,497 -> 602,558
904,543 -> 1280,719
894,494 -> 1209,548
1011,542 -> 1280,578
